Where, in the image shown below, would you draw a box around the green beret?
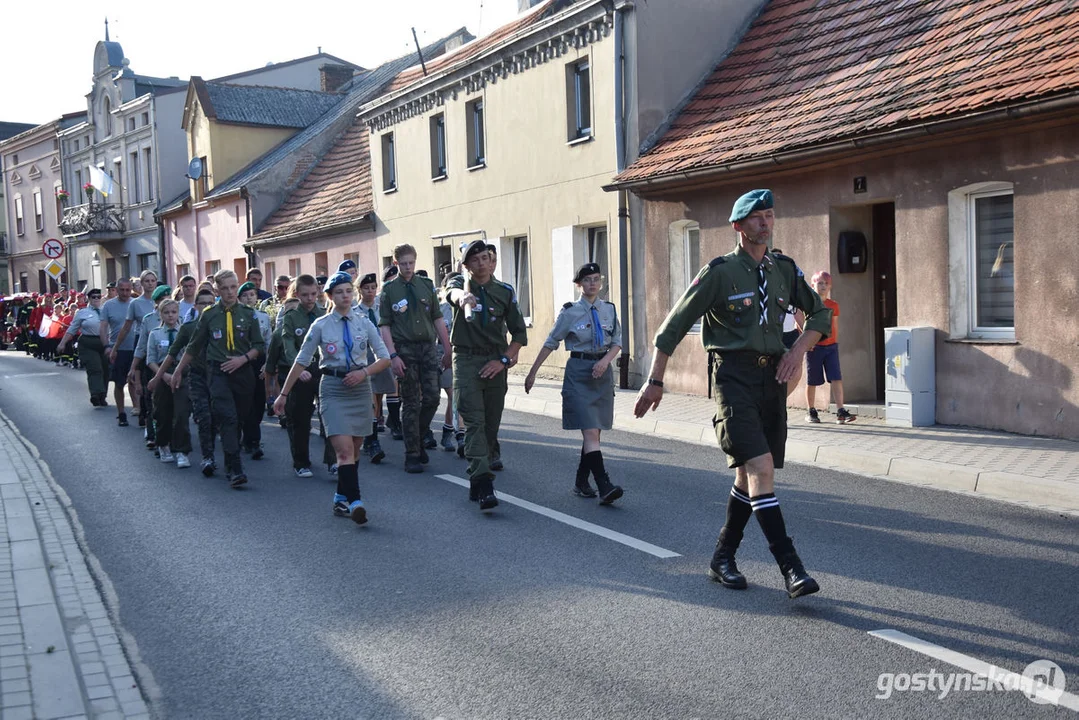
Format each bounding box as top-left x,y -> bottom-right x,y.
237,282 -> 257,295
151,285 -> 172,302
729,189 -> 774,223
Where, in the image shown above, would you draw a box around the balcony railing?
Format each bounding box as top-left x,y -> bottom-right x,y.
60,202 -> 125,238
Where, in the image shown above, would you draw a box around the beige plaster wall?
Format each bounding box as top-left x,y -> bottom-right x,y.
641,118 -> 1079,438
369,32 -> 620,368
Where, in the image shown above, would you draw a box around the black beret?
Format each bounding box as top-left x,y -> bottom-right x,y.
463,239 -> 489,264
383,265 -> 399,282
359,273 -> 377,286
416,269 -> 428,278
338,259 -> 357,272
315,275 -> 329,286
573,262 -> 602,283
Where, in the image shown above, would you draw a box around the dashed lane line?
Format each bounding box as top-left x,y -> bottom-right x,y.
435,473 -> 681,559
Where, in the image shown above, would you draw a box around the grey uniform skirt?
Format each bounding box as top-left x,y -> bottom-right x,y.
366,349 -> 397,395
319,374 -> 374,437
561,357 -> 615,430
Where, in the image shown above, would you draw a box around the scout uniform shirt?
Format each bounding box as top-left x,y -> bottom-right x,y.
167,315 -> 203,372
654,247 -> 831,357
253,308 -> 272,349
66,306 -> 103,338
146,324 -> 182,368
281,305 -> 327,369
185,302 -> 265,365
378,275 -> 441,344
543,297 -> 621,353
294,310 -> 389,372
446,275 -> 528,352
133,311 -> 161,360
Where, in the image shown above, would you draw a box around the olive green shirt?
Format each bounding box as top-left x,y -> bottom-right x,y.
280,304 -> 326,368
377,275 -> 442,344
265,329 -> 286,374
167,316 -> 204,372
447,275 -> 528,352
655,247 -> 831,356
185,302 -> 265,365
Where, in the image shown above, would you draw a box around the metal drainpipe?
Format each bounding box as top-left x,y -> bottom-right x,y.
614,2 -> 631,389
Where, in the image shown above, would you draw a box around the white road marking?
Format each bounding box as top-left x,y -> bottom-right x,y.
3,372 -> 61,379
435,473 -> 680,559
869,628 -> 1079,711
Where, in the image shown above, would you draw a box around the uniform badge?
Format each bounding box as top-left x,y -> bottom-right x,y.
743,298 -> 752,306
325,343 -> 337,355
295,328 -> 304,336
212,329 -> 223,340
728,304 -> 735,311
575,322 -> 588,331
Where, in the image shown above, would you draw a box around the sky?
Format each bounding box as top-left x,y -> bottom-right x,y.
4,0 -> 524,125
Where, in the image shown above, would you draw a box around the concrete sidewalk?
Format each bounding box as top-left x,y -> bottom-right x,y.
507,376 -> 1079,516
0,408 -> 152,720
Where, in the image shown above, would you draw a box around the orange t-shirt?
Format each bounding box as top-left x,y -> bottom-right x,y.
817,298 -> 839,346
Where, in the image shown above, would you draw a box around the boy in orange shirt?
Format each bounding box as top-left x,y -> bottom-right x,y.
805,271 -> 856,424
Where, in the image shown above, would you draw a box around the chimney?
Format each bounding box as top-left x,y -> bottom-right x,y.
518,0 -> 544,12
319,63 -> 354,92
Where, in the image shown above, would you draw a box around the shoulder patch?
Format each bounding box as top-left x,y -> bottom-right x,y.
604,300 -> 616,307
562,302 -> 574,310
772,253 -> 804,277
708,256 -> 727,268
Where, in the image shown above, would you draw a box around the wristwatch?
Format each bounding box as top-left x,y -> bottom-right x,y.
647,377 -> 664,388
500,355 -> 511,366
389,352 -> 399,359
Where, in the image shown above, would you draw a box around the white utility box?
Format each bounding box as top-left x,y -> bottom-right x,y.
884,326 -> 936,427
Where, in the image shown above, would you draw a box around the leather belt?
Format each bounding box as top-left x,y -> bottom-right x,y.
712,351 -> 778,368
570,351 -> 606,360
322,366 -> 366,378
454,346 -> 499,356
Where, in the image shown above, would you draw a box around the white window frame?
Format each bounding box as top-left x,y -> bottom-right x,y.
947,181 -> 1015,341
968,189 -> 1014,338
499,235 -> 532,325
33,190 -> 44,231
14,195 -> 24,236
381,132 -> 397,192
466,98 -> 486,169
668,220 -> 702,334
567,59 -> 592,141
430,113 -> 447,179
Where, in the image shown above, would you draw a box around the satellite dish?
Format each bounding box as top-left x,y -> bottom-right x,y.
187,157 -> 203,180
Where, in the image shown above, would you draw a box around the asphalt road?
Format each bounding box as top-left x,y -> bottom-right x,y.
2,351 -> 1077,719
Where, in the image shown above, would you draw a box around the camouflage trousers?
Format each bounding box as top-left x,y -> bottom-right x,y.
396,341 -> 442,456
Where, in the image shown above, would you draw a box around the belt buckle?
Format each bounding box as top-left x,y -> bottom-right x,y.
756,355 -> 769,368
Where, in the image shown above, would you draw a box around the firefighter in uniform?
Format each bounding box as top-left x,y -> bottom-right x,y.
634,189 -> 831,599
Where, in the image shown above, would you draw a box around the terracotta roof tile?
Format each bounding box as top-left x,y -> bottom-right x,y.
617,0 -> 1079,185
250,121 -> 371,240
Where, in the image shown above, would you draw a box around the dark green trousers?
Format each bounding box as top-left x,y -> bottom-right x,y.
77,336 -> 108,396
452,353 -> 507,480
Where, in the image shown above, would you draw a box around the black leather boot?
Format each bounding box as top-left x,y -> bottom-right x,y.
708,529 -> 747,589
770,538 -> 820,599
476,473 -> 498,511
594,472 -> 623,505
573,456 -> 597,498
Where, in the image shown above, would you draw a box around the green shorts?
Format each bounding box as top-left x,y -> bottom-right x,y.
711,352 -> 787,469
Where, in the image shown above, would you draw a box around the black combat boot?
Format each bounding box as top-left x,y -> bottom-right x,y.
476,474 -> 498,511
573,452 -> 597,498
770,538 -> 820,599
594,472 -> 623,505
708,528 -> 747,589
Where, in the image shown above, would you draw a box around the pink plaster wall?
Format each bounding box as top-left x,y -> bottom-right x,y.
254,228 -> 380,282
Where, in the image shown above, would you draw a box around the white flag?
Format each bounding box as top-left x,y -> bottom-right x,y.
87,165 -> 116,198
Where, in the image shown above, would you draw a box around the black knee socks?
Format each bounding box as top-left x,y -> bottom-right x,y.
751,493 -> 790,549
336,463 -> 359,502
576,449 -> 589,484
584,450 -> 606,478
387,396 -> 401,425
719,486 -> 754,547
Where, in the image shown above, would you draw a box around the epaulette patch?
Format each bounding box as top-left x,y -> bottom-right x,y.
562,302 -> 574,309
708,256 -> 727,268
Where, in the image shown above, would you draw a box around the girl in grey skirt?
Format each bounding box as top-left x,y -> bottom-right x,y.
524,262 -> 623,504
274,273 -> 391,525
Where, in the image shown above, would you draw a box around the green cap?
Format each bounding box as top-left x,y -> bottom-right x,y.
237,282 -> 257,296
729,189 -> 774,223
151,285 -> 172,302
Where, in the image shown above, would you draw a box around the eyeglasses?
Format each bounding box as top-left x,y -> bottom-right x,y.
276,284 -> 289,290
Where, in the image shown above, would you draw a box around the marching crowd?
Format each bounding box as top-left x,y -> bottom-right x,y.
1,189 -> 844,598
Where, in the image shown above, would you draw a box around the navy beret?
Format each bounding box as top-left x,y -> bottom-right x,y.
729,189 -> 774,223
573,262 -> 601,283
323,272 -> 352,294
338,259 -> 357,272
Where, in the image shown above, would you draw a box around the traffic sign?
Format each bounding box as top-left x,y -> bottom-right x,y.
42,238 -> 64,259
44,260 -> 65,281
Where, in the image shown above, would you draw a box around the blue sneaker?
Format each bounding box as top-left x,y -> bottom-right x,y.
332,494 -> 349,517
349,499 -> 368,525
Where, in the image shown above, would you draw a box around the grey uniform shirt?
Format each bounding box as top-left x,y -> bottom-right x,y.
66,307 -> 102,337
100,298 -> 134,350
134,311 -> 161,360
145,325 -> 181,367
126,297 -> 155,335
179,300 -> 195,323
543,297 -> 622,353
295,309 -> 389,372
254,309 -> 272,349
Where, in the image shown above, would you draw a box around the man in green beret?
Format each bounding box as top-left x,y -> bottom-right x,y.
634,189 -> 832,599
446,239 -> 528,510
